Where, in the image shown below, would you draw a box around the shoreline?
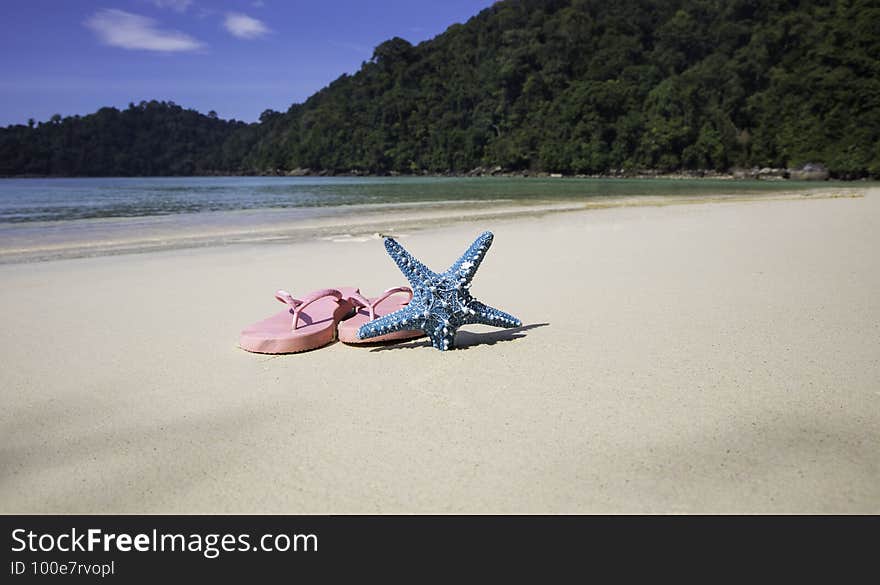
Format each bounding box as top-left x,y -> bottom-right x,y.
0,187 -> 866,264
2,169 -> 875,181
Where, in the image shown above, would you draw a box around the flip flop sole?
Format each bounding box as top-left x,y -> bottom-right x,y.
338,299 -> 423,344
239,296 -> 352,354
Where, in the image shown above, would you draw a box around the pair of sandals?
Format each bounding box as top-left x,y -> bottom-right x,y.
239,286 -> 422,354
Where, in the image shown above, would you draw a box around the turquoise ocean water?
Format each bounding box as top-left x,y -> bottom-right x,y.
0,176 -> 854,223
0,176 -> 863,262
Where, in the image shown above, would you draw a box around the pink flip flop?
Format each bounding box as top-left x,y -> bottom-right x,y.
337,286 -> 424,344
239,288 -> 355,354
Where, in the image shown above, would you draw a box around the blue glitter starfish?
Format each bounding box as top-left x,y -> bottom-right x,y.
357,231 -> 522,350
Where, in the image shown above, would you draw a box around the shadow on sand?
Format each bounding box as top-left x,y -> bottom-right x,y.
367,322 -> 549,352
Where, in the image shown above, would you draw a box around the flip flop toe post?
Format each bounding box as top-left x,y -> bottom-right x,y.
337,287 -> 424,344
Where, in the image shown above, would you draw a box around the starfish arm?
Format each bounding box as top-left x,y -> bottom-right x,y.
357,305 -> 423,340
384,237 -> 437,289
445,231 -> 494,285
428,327 -> 451,351
420,315 -> 459,350
466,300 -> 522,329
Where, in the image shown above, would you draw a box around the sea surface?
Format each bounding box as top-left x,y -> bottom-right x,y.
0,175 -> 856,223
0,176 -> 863,262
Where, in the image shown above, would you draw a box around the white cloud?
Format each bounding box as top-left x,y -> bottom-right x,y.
85,9 -> 204,52
151,0 -> 193,12
223,12 -> 271,39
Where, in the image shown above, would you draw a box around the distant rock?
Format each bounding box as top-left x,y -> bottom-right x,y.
466,165 -> 503,177
732,167 -> 757,179
789,163 -> 829,181
757,167 -> 789,180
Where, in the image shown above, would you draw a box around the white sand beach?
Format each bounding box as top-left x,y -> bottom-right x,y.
1,190 -> 878,513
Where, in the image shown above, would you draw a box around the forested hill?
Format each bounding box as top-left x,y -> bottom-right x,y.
0,101 -> 258,176
2,0 -> 879,178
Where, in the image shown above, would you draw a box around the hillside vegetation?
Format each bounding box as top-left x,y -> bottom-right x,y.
2,0 -> 879,178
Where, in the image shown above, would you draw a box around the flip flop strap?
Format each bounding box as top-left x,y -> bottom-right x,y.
349,287 -> 412,321
347,291 -> 373,312
275,288 -> 342,330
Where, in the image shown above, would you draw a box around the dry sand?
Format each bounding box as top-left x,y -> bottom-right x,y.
1,190 -> 878,513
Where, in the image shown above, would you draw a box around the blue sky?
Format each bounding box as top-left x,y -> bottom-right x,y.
0,0 -> 495,126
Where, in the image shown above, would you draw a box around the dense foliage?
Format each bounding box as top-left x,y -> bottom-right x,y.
0,101 -> 258,176
3,0 -> 879,177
